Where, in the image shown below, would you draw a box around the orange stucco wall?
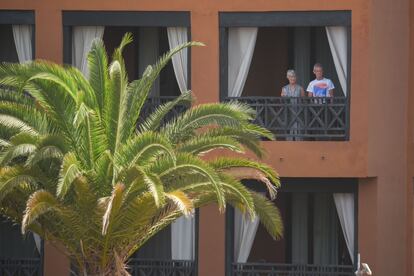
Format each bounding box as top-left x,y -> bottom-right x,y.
0,0 -> 412,275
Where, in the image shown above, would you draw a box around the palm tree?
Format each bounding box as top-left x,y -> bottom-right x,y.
0,33 -> 282,275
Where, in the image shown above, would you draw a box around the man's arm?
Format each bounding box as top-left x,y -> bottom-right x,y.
329,89 -> 334,97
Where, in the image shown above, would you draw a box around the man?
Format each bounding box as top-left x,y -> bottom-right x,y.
306,63 -> 335,140
306,63 -> 335,97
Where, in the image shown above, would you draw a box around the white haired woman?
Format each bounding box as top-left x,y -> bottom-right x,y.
280,69 -> 305,140
280,69 -> 305,97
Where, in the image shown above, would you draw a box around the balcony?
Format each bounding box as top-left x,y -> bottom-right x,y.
0,258 -> 42,276
138,96 -> 189,125
224,97 -> 349,141
233,263 -> 354,276
139,96 -> 349,141
128,259 -> 196,276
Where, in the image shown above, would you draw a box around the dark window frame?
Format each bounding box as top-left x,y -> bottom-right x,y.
0,11 -> 36,60
219,11 -> 352,140
225,177 -> 358,275
62,11 -> 191,90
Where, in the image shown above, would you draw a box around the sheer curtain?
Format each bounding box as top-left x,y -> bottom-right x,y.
234,209 -> 259,263
333,193 -> 355,263
139,27 -> 160,97
72,26 -> 105,76
13,25 -> 40,254
326,27 -> 348,96
291,193 -> 308,263
167,27 -> 188,93
171,217 -> 195,260
168,26 -> 195,260
228,28 -> 258,97
12,25 -> 33,63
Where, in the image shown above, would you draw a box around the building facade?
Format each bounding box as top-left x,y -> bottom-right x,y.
0,0 -> 413,276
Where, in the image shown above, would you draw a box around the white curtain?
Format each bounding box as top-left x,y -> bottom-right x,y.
167,27 -> 195,260
139,27 -> 160,97
72,26 -> 105,76
12,25 -> 33,63
333,193 -> 355,263
12,27 -> 42,254
228,28 -> 258,97
171,217 -> 195,260
234,209 -> 259,263
167,27 -> 188,93
326,27 -> 348,96
291,193 -> 308,263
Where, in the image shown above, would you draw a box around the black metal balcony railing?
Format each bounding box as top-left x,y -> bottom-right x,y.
138,96 -> 189,126
128,259 -> 196,276
0,258 -> 42,276
233,263 -> 354,276
139,96 -> 349,141
224,97 -> 349,141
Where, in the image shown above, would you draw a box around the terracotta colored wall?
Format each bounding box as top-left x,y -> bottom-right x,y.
0,0 -> 412,275
365,0 -> 410,275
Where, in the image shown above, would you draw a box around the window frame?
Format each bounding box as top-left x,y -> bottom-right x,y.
0,11 -> 36,60
62,11 -> 192,89
225,177 -> 358,275
219,11 -> 352,141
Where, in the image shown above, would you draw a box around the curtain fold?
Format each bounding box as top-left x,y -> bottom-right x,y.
167,27 -> 188,93
291,193 -> 308,263
72,26 -> 105,76
171,217 -> 195,260
139,27 -> 160,97
12,25 -> 33,63
234,209 -> 259,263
326,26 -> 348,96
228,27 -> 258,97
333,193 -> 355,263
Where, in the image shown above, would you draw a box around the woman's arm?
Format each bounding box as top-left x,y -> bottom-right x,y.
300,87 -> 305,97
281,88 -> 286,97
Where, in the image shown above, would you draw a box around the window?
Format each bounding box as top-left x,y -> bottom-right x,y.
220,12 -> 351,141
226,178 -> 358,276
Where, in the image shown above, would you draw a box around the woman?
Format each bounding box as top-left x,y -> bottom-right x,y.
280,69 -> 304,140
280,69 -> 305,97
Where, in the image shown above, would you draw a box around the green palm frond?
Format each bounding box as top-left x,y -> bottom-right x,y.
21,190 -> 61,234
0,143 -> 37,166
250,192 -> 283,240
161,102 -> 255,143
87,39 -> 109,114
119,41 -> 203,144
57,152 -> 82,199
0,166 -> 39,202
210,157 -> 280,199
114,131 -> 175,170
178,135 -> 244,155
0,34 -> 281,275
139,91 -> 192,132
